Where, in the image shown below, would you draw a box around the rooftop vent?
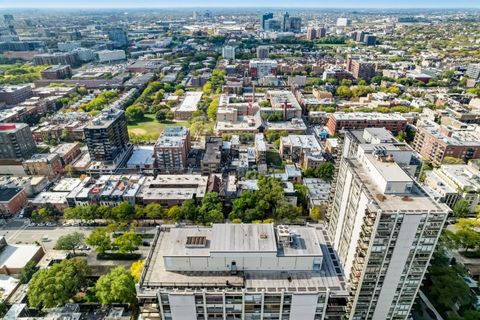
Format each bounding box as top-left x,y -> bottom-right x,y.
185,236 -> 207,248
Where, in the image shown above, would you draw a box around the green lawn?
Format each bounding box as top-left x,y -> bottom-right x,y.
127,114 -> 188,138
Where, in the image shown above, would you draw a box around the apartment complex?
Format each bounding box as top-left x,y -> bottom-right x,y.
412,120 -> 480,166
154,126 -> 191,173
137,223 -> 349,320
40,65 -> 72,80
346,58 -> 376,81
23,153 -> 63,179
0,123 -> 36,161
326,112 -> 407,135
280,135 -> 324,169
328,134 -> 449,319
249,59 -> 277,79
423,163 -> 480,213
0,85 -> 33,105
84,108 -> 130,163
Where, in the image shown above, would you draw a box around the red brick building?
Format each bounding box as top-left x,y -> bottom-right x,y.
0,187 -> 27,216
326,112 -> 408,135
412,123 -> 480,167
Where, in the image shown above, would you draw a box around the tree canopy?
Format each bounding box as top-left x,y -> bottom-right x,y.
28,258 -> 90,309
95,266 -> 137,306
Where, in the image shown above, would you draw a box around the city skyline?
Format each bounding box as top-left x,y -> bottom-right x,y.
2,0 -> 480,8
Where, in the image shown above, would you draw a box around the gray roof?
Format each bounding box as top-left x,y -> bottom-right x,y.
211,224 -> 277,253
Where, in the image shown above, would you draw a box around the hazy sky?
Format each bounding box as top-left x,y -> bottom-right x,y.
1,0 -> 479,8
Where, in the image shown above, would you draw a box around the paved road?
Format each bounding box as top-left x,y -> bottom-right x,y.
0,218 -> 158,251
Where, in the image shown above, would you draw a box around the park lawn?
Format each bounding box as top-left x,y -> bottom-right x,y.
127,114 -> 188,138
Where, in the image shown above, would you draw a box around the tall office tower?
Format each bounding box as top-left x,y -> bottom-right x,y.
364,34 -> 377,46
265,19 -> 282,32
107,27 -> 129,48
84,108 -> 130,162
285,17 -> 302,33
0,123 -> 36,161
3,14 -> 16,35
281,12 -> 290,32
328,128 -> 449,320
222,45 -> 236,60
306,27 -> 317,40
256,45 -> 269,59
260,12 -> 273,30
154,126 -> 191,173
318,26 -> 327,38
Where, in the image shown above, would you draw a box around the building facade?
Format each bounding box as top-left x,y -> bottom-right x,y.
0,123 -> 36,161
328,138 -> 449,319
84,108 -> 130,163
154,126 -> 191,173
137,223 -> 349,320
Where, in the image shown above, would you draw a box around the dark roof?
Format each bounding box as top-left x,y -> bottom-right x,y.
0,187 -> 23,202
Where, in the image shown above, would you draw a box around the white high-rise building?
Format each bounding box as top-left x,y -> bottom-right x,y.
222,45 -> 236,60
328,128 -> 449,320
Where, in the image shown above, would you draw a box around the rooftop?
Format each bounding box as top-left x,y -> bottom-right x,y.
331,112 -> 407,121
175,91 -> 202,112
141,224 -> 347,294
347,157 -> 448,213
0,187 -> 23,202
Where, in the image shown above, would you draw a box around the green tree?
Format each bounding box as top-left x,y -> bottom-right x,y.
28,258 -> 90,309
112,201 -> 135,221
429,266 -> 473,309
86,227 -> 111,254
144,203 -> 164,223
207,97 -> 219,120
55,232 -> 85,255
31,206 -> 58,222
456,228 -> 480,252
336,85 -> 352,99
125,105 -> 144,122
113,231 -> 141,254
179,199 -> 198,221
294,184 -> 308,209
19,260 -> 38,284
453,199 -> 470,218
155,110 -> 167,122
166,205 -> 182,221
310,207 -> 323,222
304,162 -> 335,180
95,266 -> 137,306
130,259 -> 145,283
198,192 -> 223,224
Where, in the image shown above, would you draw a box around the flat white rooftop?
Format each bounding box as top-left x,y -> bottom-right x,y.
176,91 -> 202,112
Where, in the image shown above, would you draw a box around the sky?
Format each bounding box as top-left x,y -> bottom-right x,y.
1,0 -> 479,9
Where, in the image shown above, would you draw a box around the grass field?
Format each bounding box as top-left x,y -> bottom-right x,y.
127,114 -> 188,138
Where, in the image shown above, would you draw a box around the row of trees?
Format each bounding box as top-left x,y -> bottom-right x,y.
55,230 -> 142,255
63,194 -> 225,225
79,90 -> 119,113
27,258 -> 137,309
